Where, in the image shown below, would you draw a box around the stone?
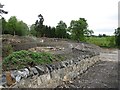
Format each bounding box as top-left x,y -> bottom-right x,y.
29,70 -> 34,77
15,75 -> 22,82
46,64 -> 53,72
65,62 -> 69,66
2,40 -> 100,88
50,64 -> 55,70
63,72 -> 78,82
2,74 -> 6,83
17,68 -> 30,78
0,85 -> 5,88
40,74 -> 51,83
54,63 -> 60,70
61,62 -> 67,68
59,63 -> 64,69
35,66 -> 45,75
6,71 -> 16,86
37,77 -> 42,85
30,67 -> 39,75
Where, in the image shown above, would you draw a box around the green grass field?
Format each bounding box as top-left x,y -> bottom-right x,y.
86,36 -> 116,48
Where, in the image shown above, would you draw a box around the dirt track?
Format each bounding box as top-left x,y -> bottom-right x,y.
56,49 -> 119,88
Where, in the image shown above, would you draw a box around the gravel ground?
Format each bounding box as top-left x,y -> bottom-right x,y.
56,49 -> 119,89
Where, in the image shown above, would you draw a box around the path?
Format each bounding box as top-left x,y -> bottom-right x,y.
56,49 -> 119,88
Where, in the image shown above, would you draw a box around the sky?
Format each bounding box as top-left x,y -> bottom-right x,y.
1,0 -> 119,35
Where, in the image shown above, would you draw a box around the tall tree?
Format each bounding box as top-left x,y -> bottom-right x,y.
6,16 -> 29,36
7,16 -> 18,35
56,20 -> 67,38
30,24 -> 37,36
51,27 -> 56,38
69,18 -> 88,42
35,14 -> 44,37
16,20 -> 29,36
1,18 -> 8,34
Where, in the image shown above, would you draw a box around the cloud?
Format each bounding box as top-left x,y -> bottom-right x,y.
1,0 -> 119,35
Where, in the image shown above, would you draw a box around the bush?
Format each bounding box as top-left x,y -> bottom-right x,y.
2,50 -> 60,71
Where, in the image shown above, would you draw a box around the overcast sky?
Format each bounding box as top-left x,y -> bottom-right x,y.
1,0 -> 119,35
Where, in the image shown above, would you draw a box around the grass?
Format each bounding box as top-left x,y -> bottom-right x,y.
2,50 -> 63,71
86,36 -> 116,48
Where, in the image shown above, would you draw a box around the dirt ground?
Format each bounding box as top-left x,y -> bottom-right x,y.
1,35 -> 119,88
56,49 -> 119,88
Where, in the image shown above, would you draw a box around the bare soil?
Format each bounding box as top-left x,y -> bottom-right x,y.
56,49 -> 119,88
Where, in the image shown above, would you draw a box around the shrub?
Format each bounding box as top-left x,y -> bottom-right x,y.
2,50 -> 60,71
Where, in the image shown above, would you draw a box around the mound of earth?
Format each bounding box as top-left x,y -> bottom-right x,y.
2,34 -> 101,71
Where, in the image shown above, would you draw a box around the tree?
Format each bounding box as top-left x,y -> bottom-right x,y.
56,20 -> 67,38
35,14 -> 44,37
84,29 -> 94,37
98,34 -> 102,37
69,18 -> 88,42
1,18 -> 8,34
115,27 -> 120,48
7,16 -> 18,35
16,21 -> 29,36
51,27 -> 56,38
30,24 -> 37,36
103,34 -> 107,37
34,14 -> 57,38
6,16 -> 29,36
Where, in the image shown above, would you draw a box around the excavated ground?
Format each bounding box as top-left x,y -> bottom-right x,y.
55,49 -> 119,88
1,35 -> 119,89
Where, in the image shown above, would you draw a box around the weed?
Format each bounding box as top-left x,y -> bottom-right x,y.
2,50 -> 62,71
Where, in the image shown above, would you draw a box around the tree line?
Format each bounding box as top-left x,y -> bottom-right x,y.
1,14 -> 94,42
0,3 -> 120,48
2,16 -> 29,36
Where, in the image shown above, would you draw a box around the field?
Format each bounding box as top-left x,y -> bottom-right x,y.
86,36 -> 116,48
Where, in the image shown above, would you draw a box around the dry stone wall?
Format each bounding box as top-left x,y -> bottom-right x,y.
13,55 -> 99,88
1,39 -> 101,88
2,55 -> 100,88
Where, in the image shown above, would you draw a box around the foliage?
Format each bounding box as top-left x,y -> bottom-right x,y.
68,18 -> 89,42
56,20 -> 67,38
2,50 -> 62,71
6,16 -> 18,35
115,28 -> 120,49
1,18 -> 7,34
34,14 -> 44,37
108,36 -> 116,47
43,25 -> 56,38
34,14 -> 57,38
84,29 -> 94,36
30,24 -> 37,36
2,16 -> 29,36
16,21 -> 29,36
